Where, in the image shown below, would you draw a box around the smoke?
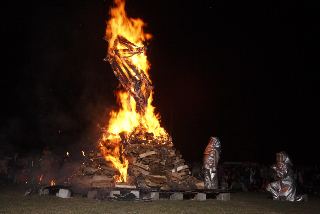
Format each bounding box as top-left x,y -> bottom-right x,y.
0,118 -> 23,155
1,1 -> 120,155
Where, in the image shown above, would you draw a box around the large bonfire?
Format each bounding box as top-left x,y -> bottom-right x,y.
99,0 -> 169,183
71,0 -> 202,191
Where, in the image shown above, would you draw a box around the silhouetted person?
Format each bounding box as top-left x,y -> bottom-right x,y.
203,137 -> 221,189
267,151 -> 307,202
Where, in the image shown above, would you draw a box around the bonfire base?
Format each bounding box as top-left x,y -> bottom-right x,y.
56,189 -> 71,198
30,184 -> 233,202
82,187 -> 233,201
216,193 -> 230,201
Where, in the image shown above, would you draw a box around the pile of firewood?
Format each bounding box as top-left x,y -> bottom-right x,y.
71,132 -> 204,191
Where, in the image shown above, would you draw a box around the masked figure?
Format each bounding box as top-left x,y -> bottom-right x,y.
267,151 -> 307,202
203,137 -> 221,189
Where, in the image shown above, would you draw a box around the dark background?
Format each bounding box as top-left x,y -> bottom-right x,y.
1,0 -> 319,165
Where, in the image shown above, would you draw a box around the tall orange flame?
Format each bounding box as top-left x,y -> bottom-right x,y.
101,0 -> 168,183
106,0 -> 152,75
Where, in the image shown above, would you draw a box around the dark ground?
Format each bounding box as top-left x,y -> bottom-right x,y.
0,184 -> 320,213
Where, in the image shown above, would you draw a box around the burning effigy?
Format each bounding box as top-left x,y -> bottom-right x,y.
103,34 -> 153,114
69,0 -> 203,194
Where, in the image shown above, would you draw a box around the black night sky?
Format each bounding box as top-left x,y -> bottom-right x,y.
2,0 -> 319,165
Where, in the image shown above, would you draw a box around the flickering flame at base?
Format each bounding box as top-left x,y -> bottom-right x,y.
107,91 -> 168,139
99,140 -> 129,182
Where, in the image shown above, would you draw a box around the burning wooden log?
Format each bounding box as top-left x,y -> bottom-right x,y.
104,35 -> 153,114
70,132 -> 203,192
133,162 -> 149,171
133,166 -> 149,176
139,150 -> 156,158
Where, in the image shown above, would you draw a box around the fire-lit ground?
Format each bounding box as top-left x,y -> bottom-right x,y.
1,185 -> 320,213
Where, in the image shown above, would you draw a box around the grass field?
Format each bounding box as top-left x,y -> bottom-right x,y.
0,185 -> 319,213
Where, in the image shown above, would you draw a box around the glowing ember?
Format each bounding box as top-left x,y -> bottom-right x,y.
40,174 -> 43,182
99,0 -> 169,183
67,152 -> 69,156
82,151 -> 85,156
51,180 -> 55,186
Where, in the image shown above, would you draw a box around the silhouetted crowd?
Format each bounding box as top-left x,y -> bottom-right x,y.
0,147 -> 74,186
1,150 -> 319,196
190,162 -> 320,195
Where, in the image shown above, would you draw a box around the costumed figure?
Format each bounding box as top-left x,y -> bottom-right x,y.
203,137 -> 221,189
267,151 -> 307,202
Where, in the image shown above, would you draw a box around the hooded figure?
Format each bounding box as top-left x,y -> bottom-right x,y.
203,137 -> 221,189
267,151 -> 307,201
